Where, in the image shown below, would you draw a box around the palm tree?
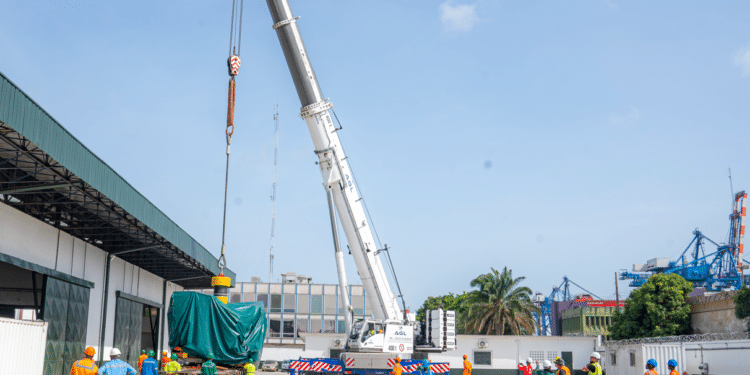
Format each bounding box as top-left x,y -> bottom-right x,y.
461,267 -> 539,335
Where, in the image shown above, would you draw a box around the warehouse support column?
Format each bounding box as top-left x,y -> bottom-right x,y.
158,279 -> 167,361
98,253 -> 114,365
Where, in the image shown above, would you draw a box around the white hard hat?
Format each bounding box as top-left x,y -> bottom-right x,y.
527,358 -> 533,364
110,348 -> 122,356
543,360 -> 552,368
591,352 -> 600,360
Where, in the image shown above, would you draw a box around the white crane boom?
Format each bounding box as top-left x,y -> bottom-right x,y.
266,0 -> 402,322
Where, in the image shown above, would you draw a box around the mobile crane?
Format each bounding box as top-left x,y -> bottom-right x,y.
265,0 -> 454,357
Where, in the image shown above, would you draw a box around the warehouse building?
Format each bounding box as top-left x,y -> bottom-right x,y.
0,72 -> 234,374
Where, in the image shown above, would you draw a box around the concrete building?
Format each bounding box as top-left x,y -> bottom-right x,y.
551,297 -> 624,337
560,306 -> 621,339
0,72 -> 233,374
197,272 -> 374,345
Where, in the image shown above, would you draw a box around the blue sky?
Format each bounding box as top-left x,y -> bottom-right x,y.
2,0 -> 750,310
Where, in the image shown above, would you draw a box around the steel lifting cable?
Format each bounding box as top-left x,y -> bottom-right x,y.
219,0 -> 244,275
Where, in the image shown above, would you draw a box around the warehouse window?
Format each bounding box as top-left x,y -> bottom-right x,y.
629,352 -> 636,366
257,294 -> 269,311
324,294 -> 337,314
351,295 -> 364,315
298,294 -> 309,314
271,294 -> 282,313
311,319 -> 322,333
611,352 -> 616,366
311,295 -> 323,314
474,351 -> 491,365
297,318 -> 308,333
284,294 -> 295,313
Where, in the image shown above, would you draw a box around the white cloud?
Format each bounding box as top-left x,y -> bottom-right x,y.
734,47 -> 750,77
439,1 -> 479,33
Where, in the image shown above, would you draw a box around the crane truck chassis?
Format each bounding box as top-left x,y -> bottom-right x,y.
289,357 -> 451,375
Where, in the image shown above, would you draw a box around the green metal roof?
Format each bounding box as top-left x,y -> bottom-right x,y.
0,71 -> 234,287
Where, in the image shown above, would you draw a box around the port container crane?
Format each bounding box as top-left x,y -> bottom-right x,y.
537,277 -> 604,336
620,191 -> 749,291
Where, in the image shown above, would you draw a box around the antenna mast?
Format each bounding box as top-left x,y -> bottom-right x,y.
269,104 -> 280,282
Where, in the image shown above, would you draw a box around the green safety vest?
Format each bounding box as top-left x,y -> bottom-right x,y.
165,361 -> 181,374
245,363 -> 256,375
591,363 -> 603,375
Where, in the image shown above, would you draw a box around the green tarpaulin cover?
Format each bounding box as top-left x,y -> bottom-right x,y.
168,292 -> 266,364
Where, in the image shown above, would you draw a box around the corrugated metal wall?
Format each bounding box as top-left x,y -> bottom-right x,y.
0,318 -> 48,375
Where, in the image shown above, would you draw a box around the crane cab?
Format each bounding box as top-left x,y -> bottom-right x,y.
347,320 -> 384,351
347,319 -> 411,352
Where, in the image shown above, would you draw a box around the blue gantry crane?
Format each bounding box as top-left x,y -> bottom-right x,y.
621,191 -> 750,291
536,276 -> 603,336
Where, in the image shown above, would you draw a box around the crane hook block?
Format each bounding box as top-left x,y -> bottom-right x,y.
211,274 -> 232,304
228,55 -> 241,76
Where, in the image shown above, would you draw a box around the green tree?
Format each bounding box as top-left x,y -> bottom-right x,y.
610,273 -> 692,340
416,293 -> 469,334
733,286 -> 750,332
461,267 -> 539,335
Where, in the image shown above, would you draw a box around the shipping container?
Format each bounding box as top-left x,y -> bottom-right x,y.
0,318 -> 48,375
683,339 -> 749,375
603,342 -> 685,375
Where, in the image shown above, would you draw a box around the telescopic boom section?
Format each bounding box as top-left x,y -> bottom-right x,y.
266,0 -> 402,322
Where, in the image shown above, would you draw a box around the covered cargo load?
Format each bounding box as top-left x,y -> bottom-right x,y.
168,291 -> 266,365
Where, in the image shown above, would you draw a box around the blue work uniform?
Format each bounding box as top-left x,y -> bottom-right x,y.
141,358 -> 159,375
421,360 -> 434,375
97,359 -> 137,375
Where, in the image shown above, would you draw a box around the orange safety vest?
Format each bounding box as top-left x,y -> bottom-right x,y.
70,358 -> 98,375
161,357 -> 170,369
644,370 -> 658,375
670,370 -> 679,375
463,359 -> 472,375
138,354 -> 148,370
391,363 -> 403,375
556,366 -> 571,375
